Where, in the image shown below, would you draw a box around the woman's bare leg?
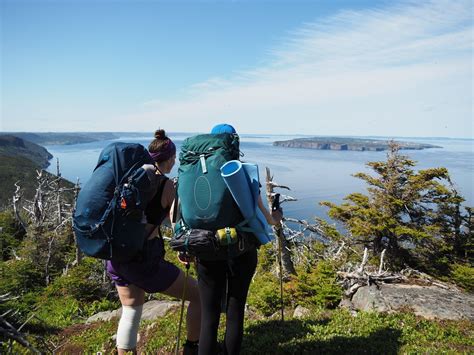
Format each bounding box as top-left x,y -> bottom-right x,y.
162,269 -> 201,341
116,284 -> 145,355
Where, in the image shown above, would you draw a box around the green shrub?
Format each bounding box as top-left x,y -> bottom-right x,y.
0,258 -> 44,295
451,263 -> 474,292
255,243 -> 275,273
35,296 -> 83,328
289,260 -> 342,309
0,210 -> 26,261
248,273 -> 285,316
28,257 -> 120,327
45,257 -> 108,302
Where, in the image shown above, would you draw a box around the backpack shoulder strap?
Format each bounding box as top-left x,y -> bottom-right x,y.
172,179 -> 179,225
145,174 -> 170,226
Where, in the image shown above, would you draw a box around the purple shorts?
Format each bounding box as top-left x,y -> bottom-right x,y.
106,237 -> 180,293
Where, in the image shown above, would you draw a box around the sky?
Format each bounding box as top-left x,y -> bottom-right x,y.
1,0 -> 472,138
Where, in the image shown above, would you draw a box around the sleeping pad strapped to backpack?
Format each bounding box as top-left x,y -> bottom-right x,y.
172,133 -> 256,260
73,142 -> 155,262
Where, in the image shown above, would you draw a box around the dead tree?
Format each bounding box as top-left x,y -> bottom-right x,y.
56,158 -> 62,225
337,248 -> 408,297
265,167 -> 297,278
12,182 -> 28,232
73,178 -> 82,266
12,162 -> 78,285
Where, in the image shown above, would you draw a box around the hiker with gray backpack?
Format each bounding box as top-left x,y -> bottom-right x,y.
73,129 -> 201,355
170,124 -> 282,355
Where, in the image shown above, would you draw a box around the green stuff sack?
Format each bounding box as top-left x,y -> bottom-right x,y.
177,133 -> 243,230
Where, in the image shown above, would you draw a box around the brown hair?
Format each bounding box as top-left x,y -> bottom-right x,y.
148,129 -> 169,153
148,129 -> 177,163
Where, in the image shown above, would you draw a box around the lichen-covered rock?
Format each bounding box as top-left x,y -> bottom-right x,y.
350,284 -> 474,320
86,300 -> 180,324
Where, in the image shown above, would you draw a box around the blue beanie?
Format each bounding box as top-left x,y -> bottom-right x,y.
210,123 -> 236,134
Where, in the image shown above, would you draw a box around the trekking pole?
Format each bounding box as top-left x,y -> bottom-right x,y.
175,261 -> 190,355
277,231 -> 284,322
265,167 -> 297,323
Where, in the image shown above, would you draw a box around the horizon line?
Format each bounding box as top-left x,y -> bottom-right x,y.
1,130 -> 473,140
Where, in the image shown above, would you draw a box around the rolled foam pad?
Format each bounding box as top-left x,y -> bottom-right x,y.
220,160 -> 272,244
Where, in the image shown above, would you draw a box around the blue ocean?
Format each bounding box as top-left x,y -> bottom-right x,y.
45,134 -> 474,222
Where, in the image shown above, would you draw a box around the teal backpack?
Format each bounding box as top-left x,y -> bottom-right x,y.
177,133 -> 243,230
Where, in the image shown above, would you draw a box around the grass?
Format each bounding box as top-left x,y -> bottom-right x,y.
42,308 -> 473,354
241,309 -> 473,354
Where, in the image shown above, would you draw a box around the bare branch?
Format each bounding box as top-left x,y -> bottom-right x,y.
378,249 -> 386,274
10,249 -> 22,261
279,194 -> 298,204
12,182 -> 28,231
0,315 -> 41,353
17,312 -> 36,332
357,248 -> 369,273
267,181 -> 291,190
283,217 -> 326,235
335,241 -> 346,259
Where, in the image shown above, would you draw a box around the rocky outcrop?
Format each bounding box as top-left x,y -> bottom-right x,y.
86,309 -> 121,324
86,300 -> 180,324
346,284 -> 474,321
141,300 -> 180,321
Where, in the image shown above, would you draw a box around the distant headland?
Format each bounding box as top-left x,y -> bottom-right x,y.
273,137 -> 441,151
0,132 -> 120,145
0,135 -> 53,168
0,135 -> 74,205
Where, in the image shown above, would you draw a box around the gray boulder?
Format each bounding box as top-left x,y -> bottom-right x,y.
86,300 -> 180,324
86,309 -> 121,324
293,305 -> 312,319
141,300 -> 180,321
350,284 -> 474,321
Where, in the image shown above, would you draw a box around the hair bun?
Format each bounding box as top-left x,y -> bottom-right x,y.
154,129 -> 166,140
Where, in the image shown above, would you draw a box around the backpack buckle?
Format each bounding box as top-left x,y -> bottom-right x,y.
200,154 -> 208,174
216,227 -> 238,246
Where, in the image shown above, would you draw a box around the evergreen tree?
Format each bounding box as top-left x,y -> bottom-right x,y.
322,142 -> 471,272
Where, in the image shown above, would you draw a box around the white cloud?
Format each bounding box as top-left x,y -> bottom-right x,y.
122,0 -> 472,137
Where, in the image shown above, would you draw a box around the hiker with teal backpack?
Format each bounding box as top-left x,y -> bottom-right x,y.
104,130 -> 201,355
171,124 -> 282,355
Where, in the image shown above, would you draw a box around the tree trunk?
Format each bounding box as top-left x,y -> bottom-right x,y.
45,235 -> 56,286
73,178 -> 82,265
56,159 -> 62,225
265,167 -> 296,278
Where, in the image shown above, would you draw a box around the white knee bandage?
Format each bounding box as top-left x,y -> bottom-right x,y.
116,304 -> 143,350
